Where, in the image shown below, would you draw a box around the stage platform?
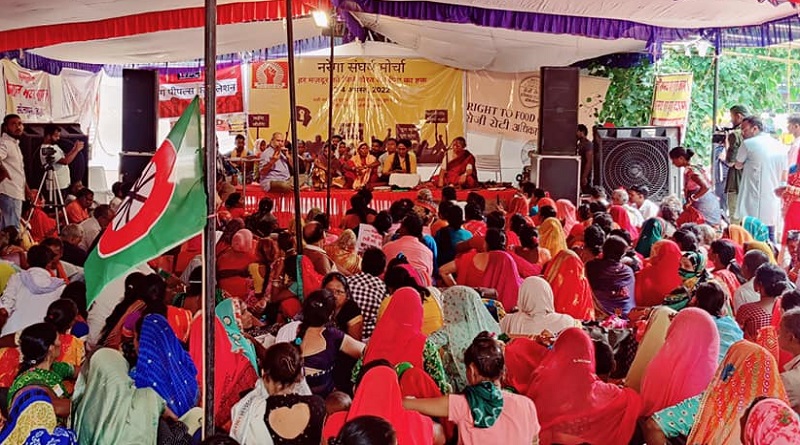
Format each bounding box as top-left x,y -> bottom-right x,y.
238,185 -> 518,228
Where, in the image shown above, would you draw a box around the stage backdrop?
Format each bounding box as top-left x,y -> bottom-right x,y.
159,65 -> 243,118
466,71 -> 610,144
247,57 -> 464,164
2,59 -> 52,122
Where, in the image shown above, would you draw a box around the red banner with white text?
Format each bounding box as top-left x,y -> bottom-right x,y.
158,65 -> 243,118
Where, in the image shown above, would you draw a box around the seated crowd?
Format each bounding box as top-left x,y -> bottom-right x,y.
1,148 -> 800,445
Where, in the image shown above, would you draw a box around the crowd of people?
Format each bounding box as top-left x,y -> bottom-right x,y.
0,106 -> 798,445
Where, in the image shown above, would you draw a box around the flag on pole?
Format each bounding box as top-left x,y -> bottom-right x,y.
85,97 -> 206,305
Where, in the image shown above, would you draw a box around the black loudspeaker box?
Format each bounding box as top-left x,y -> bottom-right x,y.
538,67 -> 579,156
122,69 -> 159,153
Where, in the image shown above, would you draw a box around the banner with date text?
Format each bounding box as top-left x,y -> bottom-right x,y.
248,58 -> 463,164
466,70 -> 610,143
159,65 -> 243,118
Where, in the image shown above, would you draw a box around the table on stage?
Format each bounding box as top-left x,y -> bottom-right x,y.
237,185 -> 519,228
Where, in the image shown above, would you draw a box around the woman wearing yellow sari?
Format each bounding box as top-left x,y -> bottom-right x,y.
539,217 -> 567,259
325,230 -> 361,276
745,241 -> 778,265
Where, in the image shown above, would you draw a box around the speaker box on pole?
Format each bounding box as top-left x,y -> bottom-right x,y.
121,69 -> 158,181
538,67 -> 579,156
530,154 -> 581,204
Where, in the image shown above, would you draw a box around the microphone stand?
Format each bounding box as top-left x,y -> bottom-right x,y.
428,146 -> 454,184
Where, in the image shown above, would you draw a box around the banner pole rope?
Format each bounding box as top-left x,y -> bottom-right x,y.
202,0 -> 218,438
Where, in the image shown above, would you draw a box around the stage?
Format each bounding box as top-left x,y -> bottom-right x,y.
238,185 -> 519,228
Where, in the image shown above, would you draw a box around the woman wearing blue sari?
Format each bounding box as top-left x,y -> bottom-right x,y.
743,216 -> 770,243
0,386 -> 77,445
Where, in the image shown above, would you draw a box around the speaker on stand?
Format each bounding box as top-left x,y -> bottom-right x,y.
121,69 -> 159,182
530,154 -> 581,204
538,67 -> 579,156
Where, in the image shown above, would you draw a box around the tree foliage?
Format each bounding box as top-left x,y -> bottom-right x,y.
589,47 -> 794,163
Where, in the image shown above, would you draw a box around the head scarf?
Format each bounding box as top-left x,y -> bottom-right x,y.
745,241 -> 778,265
364,287 -> 427,369
536,197 -> 556,213
500,276 -> 576,336
429,286 -> 501,392
688,341 -> 789,444
528,328 -> 642,445
679,250 -> 709,290
253,138 -> 266,153
743,216 -> 770,243
539,217 -> 567,258
215,298 -> 259,372
132,314 -> 199,417
72,349 -> 163,445
219,218 -> 245,248
506,195 -> 533,227
0,386 -> 71,445
231,229 -> 253,253
324,366 -> 434,445
503,338 -> 549,395
639,308 -> 720,416
609,205 -> 639,240
543,249 -> 595,321
626,306 -> 676,392
728,224 -> 755,246
463,381 -> 504,428
326,229 -> 361,276
483,251 -> 523,309
634,240 -> 683,307
556,199 -> 578,236
743,398 -> 800,445
635,218 -> 664,257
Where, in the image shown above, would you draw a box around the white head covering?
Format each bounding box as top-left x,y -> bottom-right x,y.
253,138 -> 267,154
500,276 -> 576,336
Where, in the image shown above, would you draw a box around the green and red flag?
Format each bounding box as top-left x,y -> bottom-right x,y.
85,96 -> 206,305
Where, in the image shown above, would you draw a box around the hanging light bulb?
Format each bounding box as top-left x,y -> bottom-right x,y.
312,10 -> 330,28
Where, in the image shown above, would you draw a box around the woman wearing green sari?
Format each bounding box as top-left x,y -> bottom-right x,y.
72,348 -> 166,445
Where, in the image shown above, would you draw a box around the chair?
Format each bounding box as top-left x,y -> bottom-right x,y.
88,166 -> 112,205
474,137 -> 503,182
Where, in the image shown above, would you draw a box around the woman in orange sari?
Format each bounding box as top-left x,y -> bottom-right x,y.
505,195 -> 533,228
539,217 -> 567,259
217,229 -> 258,300
727,224 -> 754,246
324,229 -> 361,276
544,249 -> 595,321
634,239 -> 683,307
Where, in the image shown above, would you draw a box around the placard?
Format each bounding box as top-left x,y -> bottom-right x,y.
650,72 -> 693,140
355,224 -> 384,254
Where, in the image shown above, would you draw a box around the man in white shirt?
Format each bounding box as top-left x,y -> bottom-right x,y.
78,204 -> 115,251
611,188 -> 644,227
39,124 -> 84,196
0,245 -> 65,336
733,249 -> 771,314
736,116 -> 788,242
0,114 -> 30,229
779,307 -> 800,413
628,185 -> 659,221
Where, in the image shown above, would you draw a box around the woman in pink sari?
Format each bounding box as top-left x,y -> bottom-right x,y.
639,308 -> 720,416
556,199 -> 579,236
527,328 -> 642,445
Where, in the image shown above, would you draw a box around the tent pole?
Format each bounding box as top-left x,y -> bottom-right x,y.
711,33 -> 721,174
326,13 -> 335,215
202,0 -> 217,439
286,0 -> 304,252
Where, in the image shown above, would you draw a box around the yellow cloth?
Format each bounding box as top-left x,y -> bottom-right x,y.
0,260 -> 17,294
625,306 -> 676,391
377,290 -> 443,335
539,217 -> 567,258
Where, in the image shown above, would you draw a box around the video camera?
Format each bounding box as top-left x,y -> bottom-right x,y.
41,145 -> 57,169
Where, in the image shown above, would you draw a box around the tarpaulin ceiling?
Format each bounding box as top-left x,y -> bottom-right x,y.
334,0 -> 800,71
2,0 -> 329,63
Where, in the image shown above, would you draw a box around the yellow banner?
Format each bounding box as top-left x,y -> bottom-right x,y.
650,73 -> 693,132
248,58 -> 464,164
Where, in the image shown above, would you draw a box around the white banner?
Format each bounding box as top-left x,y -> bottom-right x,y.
61,68 -> 101,134
2,59 -> 51,122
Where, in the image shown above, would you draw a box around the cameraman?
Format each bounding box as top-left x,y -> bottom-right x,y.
39,124 -> 84,197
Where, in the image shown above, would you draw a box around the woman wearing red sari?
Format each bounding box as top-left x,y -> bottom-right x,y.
437,137 -> 477,188
543,249 -> 595,321
217,229 -> 257,300
634,240 -> 683,307
777,164 -> 800,244
609,205 -> 639,241
527,328 -> 642,445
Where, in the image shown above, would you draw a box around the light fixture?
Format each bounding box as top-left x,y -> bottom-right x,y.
313,10 -> 330,28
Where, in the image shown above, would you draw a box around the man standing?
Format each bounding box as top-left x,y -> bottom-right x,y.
577,124 -> 594,192
258,132 -> 293,193
40,124 -> 84,196
723,105 -> 748,223
0,114 -> 30,230
736,115 -> 787,241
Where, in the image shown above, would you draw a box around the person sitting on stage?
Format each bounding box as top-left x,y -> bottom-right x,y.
344,143 -> 380,190
258,132 -> 293,193
437,137 -> 478,189
228,134 -> 251,159
65,188 -> 93,224
313,144 -> 346,189
382,139 -> 417,176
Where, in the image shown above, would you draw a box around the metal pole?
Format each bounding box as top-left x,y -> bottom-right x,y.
326,14 -> 335,215
286,0 -> 304,252
711,33 -> 721,173
202,0 -> 217,438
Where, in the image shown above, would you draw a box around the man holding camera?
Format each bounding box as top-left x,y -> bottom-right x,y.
40,124 -> 84,196
0,114 -> 31,230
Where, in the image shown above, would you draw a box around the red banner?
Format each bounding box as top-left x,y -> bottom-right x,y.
158,65 -> 243,118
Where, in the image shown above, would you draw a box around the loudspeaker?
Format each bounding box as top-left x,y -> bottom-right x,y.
594,126 -> 682,202
119,152 -> 154,185
122,69 -> 158,153
530,154 -> 581,204
20,123 -> 89,191
538,67 -> 579,156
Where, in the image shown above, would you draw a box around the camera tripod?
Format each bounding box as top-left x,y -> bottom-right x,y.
31,165 -> 69,233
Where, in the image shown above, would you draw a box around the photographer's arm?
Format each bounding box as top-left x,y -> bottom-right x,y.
58,141 -> 84,165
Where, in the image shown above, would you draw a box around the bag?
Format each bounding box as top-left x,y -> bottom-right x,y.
582,321 -> 638,379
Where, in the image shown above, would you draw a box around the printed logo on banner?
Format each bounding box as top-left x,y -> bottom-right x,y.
518,76 -> 540,109
252,62 -> 289,89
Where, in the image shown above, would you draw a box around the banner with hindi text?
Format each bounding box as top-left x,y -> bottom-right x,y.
2,59 -> 51,122
248,58 -> 464,164
650,72 -> 693,139
159,65 -> 243,118
466,71 -> 610,144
